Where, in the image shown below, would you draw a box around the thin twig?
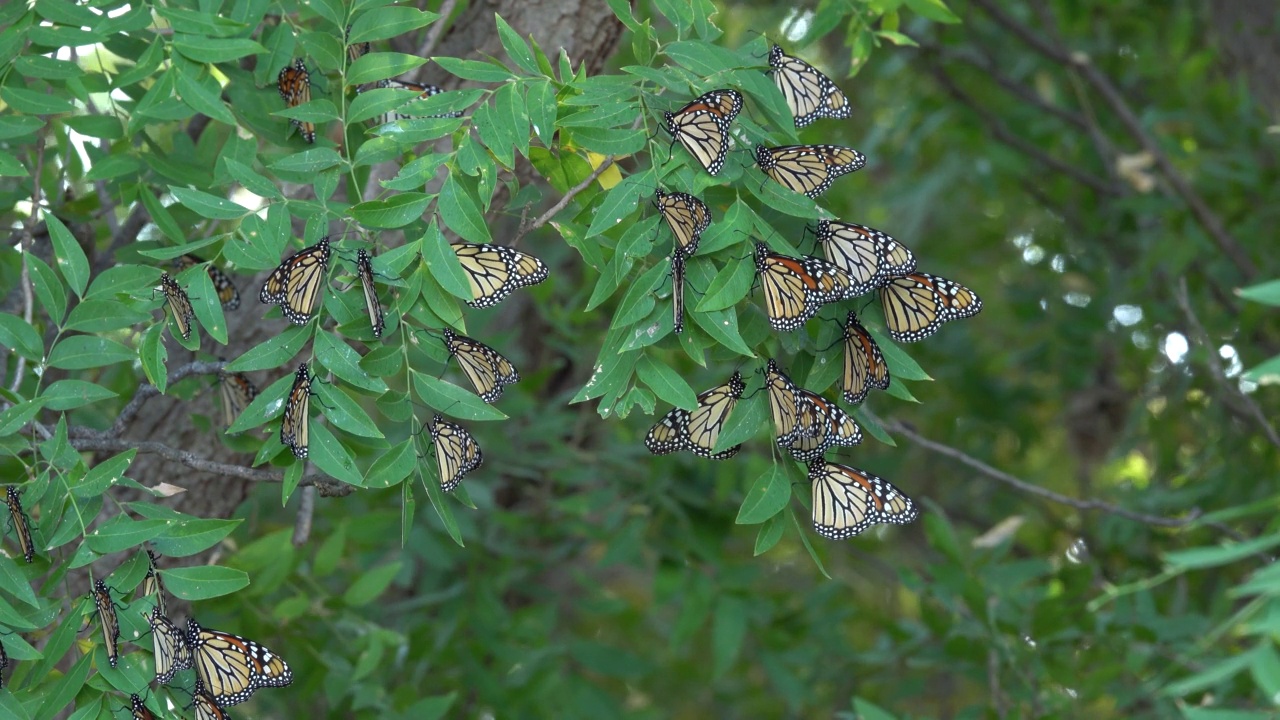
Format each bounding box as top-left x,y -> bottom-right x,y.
12,133 -> 48,394
1174,278 -> 1280,451
868,412 -> 1196,527
95,360 -> 226,439
968,0 -> 1257,280
511,156 -> 617,246
938,47 -> 1091,132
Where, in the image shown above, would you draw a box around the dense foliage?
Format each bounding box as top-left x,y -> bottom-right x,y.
0,0 -> 1277,718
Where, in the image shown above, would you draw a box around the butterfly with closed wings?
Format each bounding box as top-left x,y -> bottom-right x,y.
128,694 -> 157,720
191,681 -> 232,720
356,249 -> 385,338
807,460 -> 919,539
5,486 -> 34,563
277,58 -> 315,143
754,243 -> 853,331
427,414 -> 483,492
280,363 -> 313,459
755,144 -> 865,198
816,220 -> 916,298
662,89 -> 743,175
655,189 -> 711,259
145,606 -> 191,685
440,328 -> 520,403
357,78 -> 462,124
879,272 -> 982,342
768,44 -> 852,128
186,618 -> 292,707
174,254 -> 240,310
260,236 -> 331,325
452,243 -> 549,308
91,579 -> 121,668
841,311 -> 890,405
645,371 -> 745,460
217,369 -> 259,430
159,273 -> 195,341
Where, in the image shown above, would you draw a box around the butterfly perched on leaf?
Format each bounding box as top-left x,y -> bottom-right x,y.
159,273 -> 195,340
4,486 -> 34,563
260,236 -> 331,325
671,255 -> 688,334
754,243 -> 852,331
186,618 -> 293,707
141,548 -> 168,615
277,58 -> 315,143
879,272 -> 982,342
145,606 -> 191,685
441,328 -> 519,403
807,460 -> 919,539
129,694 -> 157,720
191,682 -> 232,720
755,144 -> 865,198
428,414 -> 483,492
280,363 -> 313,459
842,312 -> 890,405
662,89 -> 743,175
655,189 -> 711,259
452,243 -> 549,308
91,579 -> 121,668
816,220 -> 915,298
174,254 -> 240,310
356,249 -> 384,338
764,359 -> 859,461
218,369 -> 259,430
356,78 -> 462,124
645,371 -> 745,460
768,44 -> 852,128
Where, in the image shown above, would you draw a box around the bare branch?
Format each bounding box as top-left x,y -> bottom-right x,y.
1174,278 -> 1280,451
867,411 -> 1195,527
415,0 -> 458,64
93,360 -> 227,439
511,156 -> 617,247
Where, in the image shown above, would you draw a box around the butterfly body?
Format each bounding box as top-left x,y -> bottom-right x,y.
754,243 -> 852,331
356,249 -> 385,338
218,370 -> 259,430
671,255 -> 687,334
357,79 -> 460,123
146,607 -> 191,685
280,363 -> 313,459
130,694 -> 157,720
260,236 -> 331,325
277,58 -> 315,143
174,254 -> 240,310
654,190 -> 711,259
768,44 -> 852,127
159,273 -> 195,340
645,371 -> 745,460
91,579 -> 120,667
662,89 -> 743,175
754,144 -> 865,198
5,486 -> 33,563
186,618 -> 292,707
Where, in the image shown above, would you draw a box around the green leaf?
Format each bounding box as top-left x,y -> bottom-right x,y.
139,324 -> 167,393
351,192 -> 431,229
434,57 -> 515,83
438,175 -> 491,243
348,6 -> 439,43
411,371 -> 507,421
44,213 -> 88,298
47,336 -> 134,370
0,150 -> 26,177
314,382 -> 384,439
1164,535 -> 1280,571
309,423 -> 365,486
736,465 -> 791,524
40,651 -> 92,720
172,35 -> 266,63
903,0 -> 961,23
314,332 -> 388,393
342,561 -> 402,606
366,440 -> 418,489
346,52 -> 430,85
637,356 -> 698,410
0,312 -> 44,359
0,85 -> 74,114
161,565 -> 251,600
696,256 -> 754,312
568,126 -> 646,155
422,221 -> 472,301
586,175 -> 647,238
0,399 -> 47,437
713,392 -> 765,452
151,518 -> 242,556
174,65 -> 237,125
0,555 -> 40,608
691,307 -> 754,357
711,595 -> 746,678
28,254 -> 66,325
39,380 -> 119,411
1243,354 -> 1280,384
64,297 -> 151,333
168,185 -> 251,220
754,514 -> 785,556
420,462 -> 464,547
222,157 -> 283,199
664,40 -> 743,77
225,325 -> 311,371
494,14 -> 538,75
267,147 -> 343,173
1238,279 -> 1280,306
83,516 -> 168,554
75,451 -> 136,498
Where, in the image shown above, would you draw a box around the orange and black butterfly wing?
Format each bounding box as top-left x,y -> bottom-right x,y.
842,312 -> 890,405
879,272 -> 982,342
768,44 -> 852,127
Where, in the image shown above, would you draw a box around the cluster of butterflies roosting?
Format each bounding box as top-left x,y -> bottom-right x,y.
646,45 -> 983,539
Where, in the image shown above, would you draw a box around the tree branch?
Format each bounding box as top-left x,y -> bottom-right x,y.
511,155 -> 617,247
867,412 -> 1196,527
94,360 -> 227,439
969,0 -> 1258,280
415,0 -> 458,63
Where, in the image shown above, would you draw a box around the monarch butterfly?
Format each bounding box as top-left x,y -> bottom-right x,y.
141,548 -> 167,616
174,255 -> 241,310
145,607 -> 191,685
807,460 -> 919,538
754,144 -> 865,198
452,243 -> 549,308
428,414 -> 483,492
159,273 -> 195,340
5,486 -> 34,563
192,682 -> 232,720
277,58 -> 315,143
129,694 -> 157,720
765,359 -> 806,444
345,24 -> 369,65
186,618 -> 293,707
645,371 -> 745,460
754,242 -> 852,331
671,254 -> 687,334
816,220 -> 916,298
842,312 -> 890,405
879,272 -> 982,342
356,249 -> 384,338
92,579 -> 121,668
218,369 -> 259,430
260,236 -> 331,325
357,79 -> 461,123
654,189 -> 711,259
782,389 -> 862,461
768,44 -> 852,128
280,363 -> 313,459
662,89 -> 743,175
441,328 -> 520,403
